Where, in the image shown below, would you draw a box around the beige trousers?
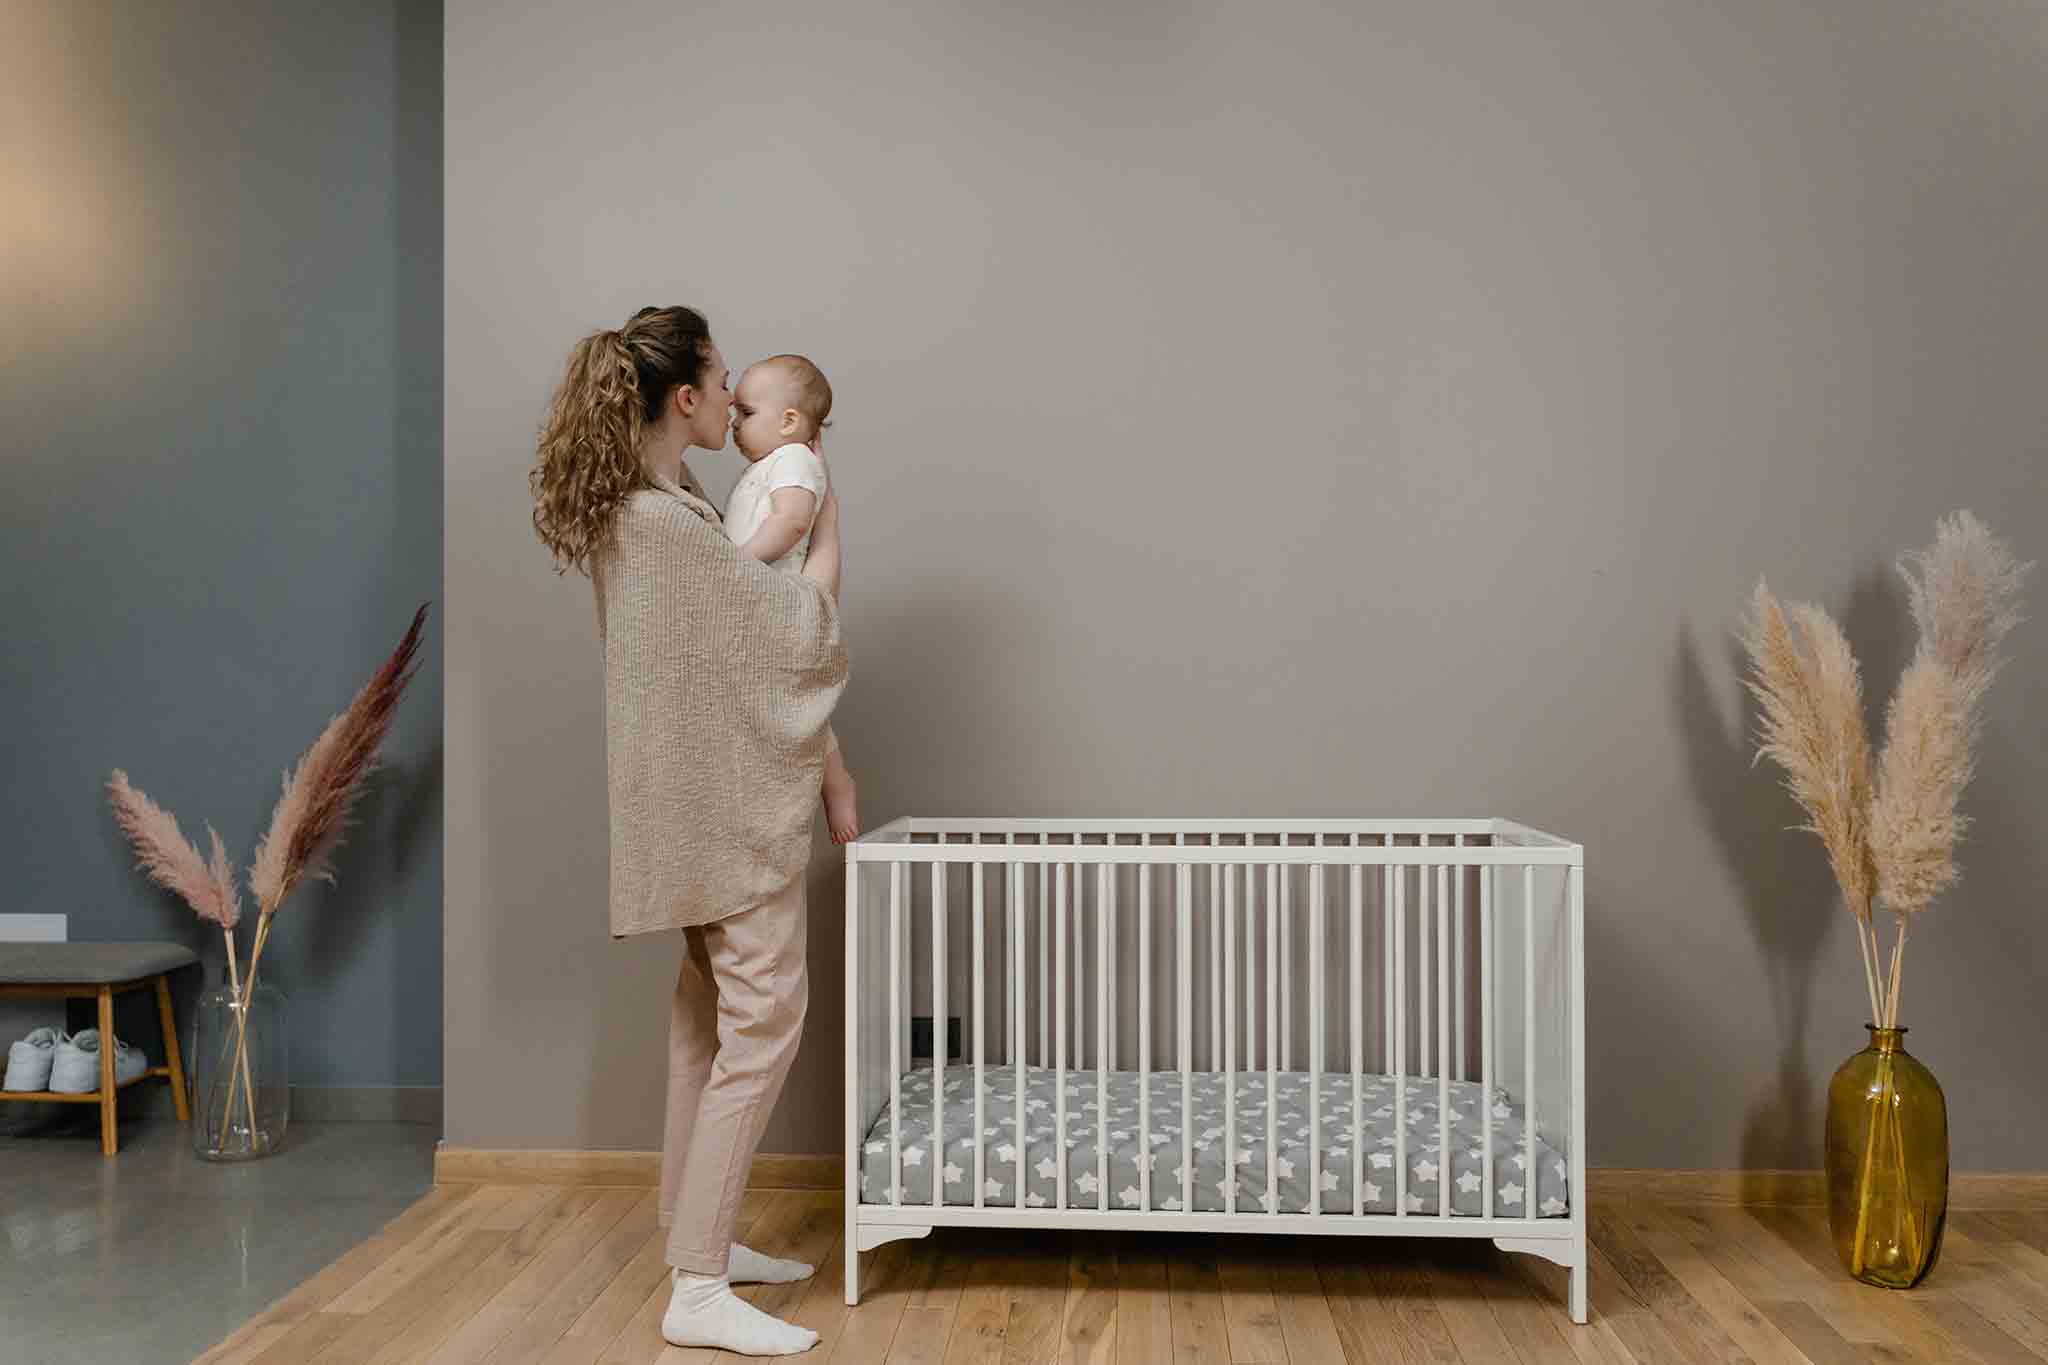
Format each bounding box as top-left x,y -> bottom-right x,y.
657,876 -> 809,1273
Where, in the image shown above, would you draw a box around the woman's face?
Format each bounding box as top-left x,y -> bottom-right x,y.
678,345 -> 732,451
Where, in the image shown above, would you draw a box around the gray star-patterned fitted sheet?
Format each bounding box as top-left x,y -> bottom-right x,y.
859,1066 -> 1568,1217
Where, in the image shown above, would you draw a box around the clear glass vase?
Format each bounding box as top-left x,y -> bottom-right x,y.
1824,1024 -> 1947,1288
190,976 -> 289,1161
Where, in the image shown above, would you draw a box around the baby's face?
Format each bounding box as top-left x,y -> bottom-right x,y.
730,367 -> 803,461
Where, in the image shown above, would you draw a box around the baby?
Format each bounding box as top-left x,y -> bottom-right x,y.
725,353 -> 860,843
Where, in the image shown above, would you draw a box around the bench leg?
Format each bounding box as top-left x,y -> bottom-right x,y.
155,974 -> 189,1123
97,986 -> 118,1156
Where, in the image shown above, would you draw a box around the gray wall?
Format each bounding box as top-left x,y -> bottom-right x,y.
445,0 -> 2047,1170
2,2 -> 444,1111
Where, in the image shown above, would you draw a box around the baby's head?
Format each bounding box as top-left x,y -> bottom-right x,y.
731,354 -> 834,461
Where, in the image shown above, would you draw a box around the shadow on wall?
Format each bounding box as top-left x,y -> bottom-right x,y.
1671,564 -> 1910,1172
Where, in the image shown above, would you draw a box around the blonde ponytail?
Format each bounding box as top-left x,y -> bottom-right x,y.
530,305 -> 713,575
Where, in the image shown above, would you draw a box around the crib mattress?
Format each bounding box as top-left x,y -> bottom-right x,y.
859,1066 -> 1569,1217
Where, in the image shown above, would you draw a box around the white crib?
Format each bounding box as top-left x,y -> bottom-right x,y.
842,818 -> 1588,1324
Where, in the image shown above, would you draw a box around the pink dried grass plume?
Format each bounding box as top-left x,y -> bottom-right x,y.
249,604 -> 430,912
106,770 -> 240,928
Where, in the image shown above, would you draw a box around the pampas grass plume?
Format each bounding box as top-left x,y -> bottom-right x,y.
107,770 -> 239,928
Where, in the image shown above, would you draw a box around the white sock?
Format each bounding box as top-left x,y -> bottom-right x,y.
727,1242 -> 815,1284
662,1271 -> 819,1356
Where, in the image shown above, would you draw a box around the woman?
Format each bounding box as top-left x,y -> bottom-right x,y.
531,305 -> 846,1356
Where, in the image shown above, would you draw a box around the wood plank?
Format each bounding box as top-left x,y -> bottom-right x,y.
304,1229 -> 512,1362
1364,1248 -> 1463,1363
1055,1232 -> 1117,1365
1000,1233 -> 1070,1365
1312,1244 -> 1406,1365
1621,1201 -> 1816,1365
1471,1246 -> 1581,1365
741,1192 -> 843,1326
1500,1247 -> 1638,1365
1748,1301 -> 1864,1365
1165,1245 -> 1231,1365
325,1187 -> 540,1316
1214,1238 -> 1289,1364
1586,1204 -> 1752,1365
466,1186 -> 659,1358
1112,1239 -> 1171,1365
534,1229 -> 668,1363
887,1306 -> 956,1365
935,1244 -> 1010,1365
195,1188 -> 477,1361
251,1312 -> 362,1365
1588,1171 -> 2048,1211
1749,1206 -> 1995,1363
1421,1253 -> 1523,1365
1667,1205 -> 1904,1351
836,1239 -> 922,1365
764,1224 -> 853,1363
1270,1242 -> 1347,1365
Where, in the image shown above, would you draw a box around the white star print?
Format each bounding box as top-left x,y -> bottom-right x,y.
1275,1157 -> 1295,1180
994,1144 -> 1016,1164
903,1147 -> 924,1167
1370,1152 -> 1393,1169
1457,1171 -> 1481,1194
1500,1182 -> 1524,1207
1035,1157 -> 1058,1180
944,1162 -> 963,1185
983,1178 -> 1004,1199
1025,1191 -> 1046,1207
1119,1186 -> 1143,1208
1362,1181 -> 1382,1203
1077,1172 -> 1099,1196
1405,1193 -> 1429,1212
865,1140 -> 886,1154
1541,1197 -> 1567,1216
1162,1195 -> 1184,1210
1319,1170 -> 1340,1192
1415,1160 -> 1438,1184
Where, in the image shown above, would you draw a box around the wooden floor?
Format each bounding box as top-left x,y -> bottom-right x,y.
193,1186 -> 2048,1364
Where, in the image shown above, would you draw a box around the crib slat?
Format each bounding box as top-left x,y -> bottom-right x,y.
1482,863 -> 1494,1219
1455,836 -> 1466,1081
1075,860 -> 1086,1078
1038,860 -> 1049,1067
890,861 -> 903,1207
1437,863 -> 1450,1218
1224,860 -> 1238,1216
846,850 -> 860,1229
1013,861 -> 1026,1209
1350,839 -> 1364,1217
1309,859 -> 1324,1217
1209,859 -> 1222,1071
1139,855 -> 1152,1210
1056,862 -> 1069,1210
1247,844 -> 1260,1078
1524,863 -> 1536,1222
1177,856 -> 1193,1214
1394,860 -> 1406,1218
934,864 -> 947,1210
1266,861 -> 1279,1215
974,853 -> 986,1210
1419,856 -> 1431,1080
1382,864 -> 1394,1075
1004,833 -> 1014,1070
1280,853 -> 1292,1074
1097,862 -> 1111,1211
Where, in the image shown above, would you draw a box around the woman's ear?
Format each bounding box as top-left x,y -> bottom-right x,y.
672,384 -> 697,419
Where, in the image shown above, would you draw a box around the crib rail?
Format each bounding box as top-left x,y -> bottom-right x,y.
844,817 -> 1587,1316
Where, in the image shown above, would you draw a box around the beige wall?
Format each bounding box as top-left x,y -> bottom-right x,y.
445,0 -> 2048,1169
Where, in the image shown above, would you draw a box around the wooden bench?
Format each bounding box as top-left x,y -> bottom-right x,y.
0,942 -> 196,1154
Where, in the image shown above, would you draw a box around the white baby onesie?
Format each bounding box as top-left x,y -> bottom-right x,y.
723,442 -> 828,571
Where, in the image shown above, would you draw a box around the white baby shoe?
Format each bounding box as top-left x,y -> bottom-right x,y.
4,1028 -> 67,1092
48,1029 -> 148,1094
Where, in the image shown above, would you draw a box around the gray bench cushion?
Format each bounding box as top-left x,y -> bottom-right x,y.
0,942 -> 201,984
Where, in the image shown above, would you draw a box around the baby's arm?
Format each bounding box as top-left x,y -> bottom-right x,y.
736,487 -> 816,564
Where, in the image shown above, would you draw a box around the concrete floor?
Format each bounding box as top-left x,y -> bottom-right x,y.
0,1106 -> 436,1365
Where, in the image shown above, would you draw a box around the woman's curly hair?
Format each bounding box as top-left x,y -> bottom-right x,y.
530,305 -> 714,575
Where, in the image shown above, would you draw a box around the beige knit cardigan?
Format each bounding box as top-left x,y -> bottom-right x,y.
592,467 -> 848,936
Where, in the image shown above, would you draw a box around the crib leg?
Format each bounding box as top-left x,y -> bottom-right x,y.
1569,1256 -> 1589,1325
845,1228 -> 860,1307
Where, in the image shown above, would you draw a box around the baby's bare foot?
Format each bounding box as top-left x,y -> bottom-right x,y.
823,765 -> 860,845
